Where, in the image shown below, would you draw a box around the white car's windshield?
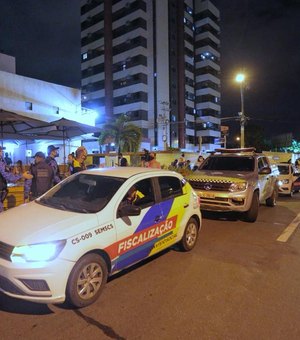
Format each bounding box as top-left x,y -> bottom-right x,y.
38,174 -> 126,213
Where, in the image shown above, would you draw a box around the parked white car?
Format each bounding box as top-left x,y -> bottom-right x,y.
0,167 -> 201,307
277,163 -> 297,196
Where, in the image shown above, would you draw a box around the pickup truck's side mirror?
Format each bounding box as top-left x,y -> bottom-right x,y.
259,167 -> 271,175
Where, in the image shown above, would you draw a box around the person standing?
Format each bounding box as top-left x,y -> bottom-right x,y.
146,152 -> 161,169
67,153 -> 75,175
13,160 -> 24,175
118,153 -> 128,166
45,145 -> 61,185
25,152 -> 54,200
0,146 -> 32,213
193,155 -> 205,171
4,152 -> 12,167
184,160 -> 192,171
70,146 -> 88,174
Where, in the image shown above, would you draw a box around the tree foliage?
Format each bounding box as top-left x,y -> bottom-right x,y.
98,115 -> 142,153
281,139 -> 300,153
245,124 -> 270,152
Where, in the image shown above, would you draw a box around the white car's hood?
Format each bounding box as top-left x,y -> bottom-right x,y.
0,202 -> 99,245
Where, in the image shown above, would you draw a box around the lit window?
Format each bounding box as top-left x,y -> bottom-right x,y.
25,102 -> 32,110
186,6 -> 193,15
82,52 -> 88,60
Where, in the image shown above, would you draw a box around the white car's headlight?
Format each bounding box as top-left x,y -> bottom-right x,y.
11,240 -> 66,263
229,182 -> 247,192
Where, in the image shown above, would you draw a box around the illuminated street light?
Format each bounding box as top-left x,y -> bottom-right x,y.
235,73 -> 245,83
235,73 -> 246,148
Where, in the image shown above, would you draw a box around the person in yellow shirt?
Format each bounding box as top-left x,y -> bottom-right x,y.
126,186 -> 145,204
71,146 -> 87,174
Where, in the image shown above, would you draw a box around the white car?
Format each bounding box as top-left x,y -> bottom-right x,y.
0,167 -> 201,307
277,163 -> 297,196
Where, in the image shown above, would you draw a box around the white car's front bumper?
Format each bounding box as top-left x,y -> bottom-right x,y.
0,256 -> 75,304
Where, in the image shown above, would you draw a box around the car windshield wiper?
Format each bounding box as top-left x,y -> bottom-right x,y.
38,197 -> 68,210
38,197 -> 92,213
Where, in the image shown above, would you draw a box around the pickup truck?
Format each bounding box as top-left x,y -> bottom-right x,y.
187,148 -> 279,222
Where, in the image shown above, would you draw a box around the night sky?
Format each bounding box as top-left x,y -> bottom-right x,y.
213,0 -> 300,139
0,0 -> 299,139
0,0 -> 81,88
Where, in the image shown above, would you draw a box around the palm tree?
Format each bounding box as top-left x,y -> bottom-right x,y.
98,114 -> 142,153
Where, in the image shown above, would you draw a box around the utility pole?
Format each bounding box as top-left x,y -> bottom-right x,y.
158,101 -> 170,151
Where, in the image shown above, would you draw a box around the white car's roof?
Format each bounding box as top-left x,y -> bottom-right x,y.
81,166 -> 179,179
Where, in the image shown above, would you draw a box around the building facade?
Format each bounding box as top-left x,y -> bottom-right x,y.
0,52 -> 96,164
80,0 -> 221,152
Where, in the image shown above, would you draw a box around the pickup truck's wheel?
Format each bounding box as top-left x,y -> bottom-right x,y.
178,217 -> 199,251
66,253 -> 108,308
243,191 -> 259,223
266,186 -> 277,207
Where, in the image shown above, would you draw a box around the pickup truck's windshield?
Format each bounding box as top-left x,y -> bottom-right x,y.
201,156 -> 255,172
278,165 -> 290,175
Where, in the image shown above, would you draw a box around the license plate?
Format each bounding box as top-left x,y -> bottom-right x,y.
200,192 -> 215,199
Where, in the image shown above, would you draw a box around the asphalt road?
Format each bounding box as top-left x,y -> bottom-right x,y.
1,193 -> 300,340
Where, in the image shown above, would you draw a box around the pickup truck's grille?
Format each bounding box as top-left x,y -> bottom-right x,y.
0,241 -> 13,261
189,179 -> 232,191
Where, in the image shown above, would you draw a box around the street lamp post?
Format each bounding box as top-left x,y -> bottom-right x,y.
235,73 -> 246,148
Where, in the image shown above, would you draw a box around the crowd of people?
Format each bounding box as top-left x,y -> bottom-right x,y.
119,149 -> 161,169
168,154 -> 205,172
0,145 -> 88,213
0,147 -> 33,212
0,144 -> 207,213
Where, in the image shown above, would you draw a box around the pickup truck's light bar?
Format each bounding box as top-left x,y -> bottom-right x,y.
215,148 -> 256,154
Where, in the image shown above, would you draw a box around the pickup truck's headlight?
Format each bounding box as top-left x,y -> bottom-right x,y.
229,182 -> 247,192
11,240 -> 66,263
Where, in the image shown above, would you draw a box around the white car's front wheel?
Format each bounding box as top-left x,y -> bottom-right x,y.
66,253 -> 108,308
178,217 -> 199,251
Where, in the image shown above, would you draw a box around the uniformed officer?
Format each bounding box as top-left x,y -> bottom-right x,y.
45,145 -> 61,185
24,152 -> 54,200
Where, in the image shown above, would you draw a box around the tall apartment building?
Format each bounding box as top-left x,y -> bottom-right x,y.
80,0 -> 221,152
